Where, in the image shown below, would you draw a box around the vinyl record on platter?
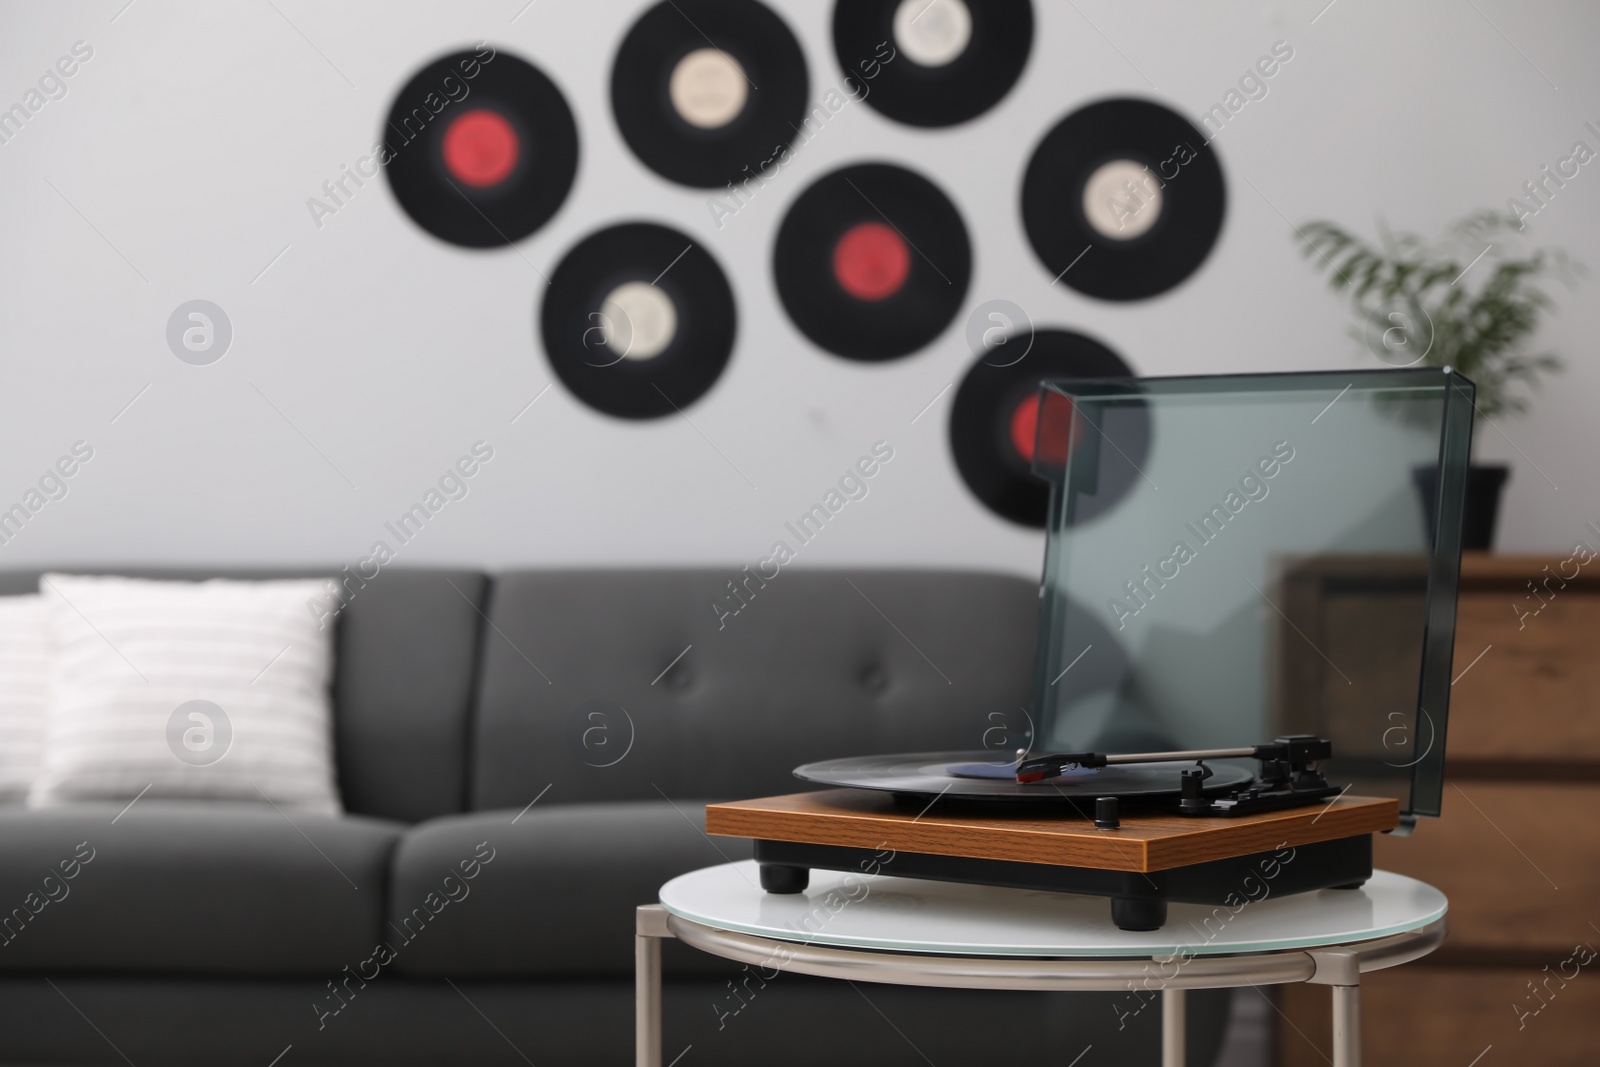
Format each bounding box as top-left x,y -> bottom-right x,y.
1022,98 -> 1225,301
793,751 -> 1254,803
612,0 -> 808,188
541,223 -> 736,419
383,47 -> 578,248
774,163 -> 971,361
834,0 -> 1033,127
949,329 -> 1146,527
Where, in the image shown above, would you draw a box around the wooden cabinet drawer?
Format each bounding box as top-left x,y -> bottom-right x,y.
1449,588 -> 1600,762
1373,783 -> 1600,954
1275,555 -> 1600,767
1280,962 -> 1600,1067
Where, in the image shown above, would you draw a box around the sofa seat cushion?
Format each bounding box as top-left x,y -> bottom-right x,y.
0,802 -> 401,975
387,801 -> 750,979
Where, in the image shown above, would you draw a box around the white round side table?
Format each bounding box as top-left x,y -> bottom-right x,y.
637,860 -> 1446,1067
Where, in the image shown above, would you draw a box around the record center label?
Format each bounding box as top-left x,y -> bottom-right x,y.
1010,393 -> 1085,463
599,281 -> 678,360
1010,396 -> 1039,462
441,109 -> 520,188
1082,159 -> 1163,240
893,0 -> 973,67
669,48 -> 749,129
833,221 -> 911,301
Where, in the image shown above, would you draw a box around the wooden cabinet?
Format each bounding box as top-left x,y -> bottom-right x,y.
1277,555 -> 1600,1067
1446,560 -> 1600,766
1280,961 -> 1600,1066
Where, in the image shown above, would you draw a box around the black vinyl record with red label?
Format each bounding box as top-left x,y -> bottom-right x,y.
541,222 -> 736,420
774,163 -> 971,361
950,329 -> 1146,527
383,47 -> 578,248
834,0 -> 1033,128
793,752 -> 1253,802
1022,98 -> 1224,301
612,0 -> 808,189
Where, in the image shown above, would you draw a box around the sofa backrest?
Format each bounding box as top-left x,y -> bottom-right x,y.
0,567 -> 487,823
468,568 -> 1039,810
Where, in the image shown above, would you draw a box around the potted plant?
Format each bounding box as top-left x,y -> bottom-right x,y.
1297,211 -> 1579,548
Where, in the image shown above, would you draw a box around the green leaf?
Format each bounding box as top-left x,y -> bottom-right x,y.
1294,213 -> 1582,417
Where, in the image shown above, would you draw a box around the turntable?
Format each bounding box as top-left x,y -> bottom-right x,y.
707,369 -> 1475,929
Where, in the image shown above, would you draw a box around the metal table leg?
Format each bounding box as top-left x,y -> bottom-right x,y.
1162,986 -> 1186,1067
1332,983 -> 1361,1067
1308,946 -> 1363,1067
637,905 -> 671,1067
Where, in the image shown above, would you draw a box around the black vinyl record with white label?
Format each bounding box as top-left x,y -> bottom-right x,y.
612,0 -> 808,188
774,162 -> 971,361
383,46 -> 578,248
1021,98 -> 1225,301
949,329 -> 1146,527
794,751 -> 1254,803
541,223 -> 736,419
834,0 -> 1033,128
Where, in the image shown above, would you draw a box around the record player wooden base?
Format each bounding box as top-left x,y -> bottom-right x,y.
707,789 -> 1400,931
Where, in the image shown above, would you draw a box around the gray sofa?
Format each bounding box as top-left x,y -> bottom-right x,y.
0,567 -> 1230,1065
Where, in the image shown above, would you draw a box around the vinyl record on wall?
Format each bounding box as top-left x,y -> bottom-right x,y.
834,0 -> 1033,128
1021,98 -> 1225,301
383,47 -> 578,248
612,0 -> 808,188
774,163 -> 971,361
949,329 -> 1146,526
541,222 -> 736,419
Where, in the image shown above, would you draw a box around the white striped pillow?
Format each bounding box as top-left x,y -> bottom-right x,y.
29,574 -> 342,814
0,594 -> 50,802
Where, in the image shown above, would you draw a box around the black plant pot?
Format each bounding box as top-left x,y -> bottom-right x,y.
1414,464 -> 1510,551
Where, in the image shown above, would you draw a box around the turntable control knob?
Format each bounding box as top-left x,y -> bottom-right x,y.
1094,796 -> 1120,830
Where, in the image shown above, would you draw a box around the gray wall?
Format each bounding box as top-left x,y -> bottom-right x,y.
0,0 -> 1595,574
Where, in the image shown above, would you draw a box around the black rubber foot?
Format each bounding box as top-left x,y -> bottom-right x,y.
759,864 -> 810,894
1112,897 -> 1168,931
1331,881 -> 1367,890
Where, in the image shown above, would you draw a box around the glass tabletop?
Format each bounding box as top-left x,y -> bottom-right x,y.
660,861 -> 1447,958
